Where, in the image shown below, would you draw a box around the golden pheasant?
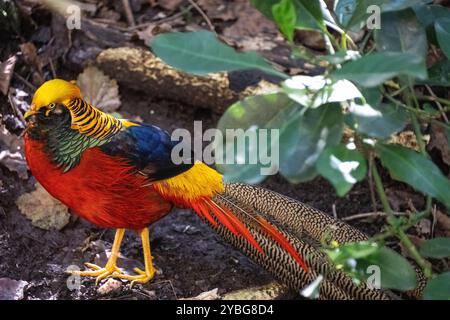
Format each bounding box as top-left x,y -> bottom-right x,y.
23,79 -> 391,299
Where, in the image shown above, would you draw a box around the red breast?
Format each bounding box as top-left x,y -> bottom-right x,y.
24,134 -> 173,230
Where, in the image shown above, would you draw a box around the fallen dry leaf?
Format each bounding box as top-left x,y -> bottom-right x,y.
0,278 -> 28,300
222,2 -> 278,39
388,130 -> 430,152
181,288 -> 220,300
428,123 -> 450,170
8,87 -> 30,118
415,218 -> 431,236
0,125 -> 28,179
295,30 -> 326,51
157,0 -> 183,11
0,55 -> 17,95
19,42 -> 44,83
436,210 -> 450,236
136,23 -> 172,44
237,36 -> 278,52
198,0 -> 238,21
77,66 -> 121,112
97,278 -> 122,295
16,183 -> 70,230
386,188 -> 425,212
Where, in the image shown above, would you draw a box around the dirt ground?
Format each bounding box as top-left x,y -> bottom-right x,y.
1,0 -> 447,300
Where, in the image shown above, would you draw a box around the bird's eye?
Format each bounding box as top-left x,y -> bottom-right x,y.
44,103 -> 58,116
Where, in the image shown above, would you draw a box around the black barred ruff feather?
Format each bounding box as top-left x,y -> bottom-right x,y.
67,98 -> 122,140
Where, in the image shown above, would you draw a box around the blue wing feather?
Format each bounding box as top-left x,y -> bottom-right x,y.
100,121 -> 193,181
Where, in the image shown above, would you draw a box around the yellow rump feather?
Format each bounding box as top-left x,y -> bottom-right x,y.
153,162 -> 224,204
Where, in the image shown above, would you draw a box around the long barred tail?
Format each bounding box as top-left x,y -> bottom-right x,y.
190,184 -> 390,300
223,183 -> 426,300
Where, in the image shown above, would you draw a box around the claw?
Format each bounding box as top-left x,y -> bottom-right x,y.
70,262 -> 124,285
115,267 -> 155,286
68,228 -> 157,287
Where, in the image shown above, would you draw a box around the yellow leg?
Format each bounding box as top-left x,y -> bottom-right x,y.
114,228 -> 156,286
70,229 -> 125,285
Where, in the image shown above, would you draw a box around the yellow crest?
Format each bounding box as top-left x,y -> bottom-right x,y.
30,79 -> 82,112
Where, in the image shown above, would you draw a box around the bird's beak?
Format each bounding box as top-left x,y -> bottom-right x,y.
24,105 -> 37,120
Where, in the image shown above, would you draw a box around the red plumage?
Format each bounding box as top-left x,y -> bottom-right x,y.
24,134 -> 172,230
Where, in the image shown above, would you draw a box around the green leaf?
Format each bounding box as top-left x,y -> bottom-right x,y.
293,0 -> 325,31
216,93 -> 300,184
360,87 -> 382,106
316,144 -> 367,196
370,246 -> 417,291
336,0 -> 430,30
252,0 -> 324,32
374,9 -> 427,60
349,103 -> 408,139
279,103 -> 344,183
419,237 -> 450,258
424,272 -> 450,300
272,0 -> 297,41
376,143 -> 450,209
435,18 -> 450,60
282,75 -> 363,108
414,4 -> 450,29
150,31 -> 286,78
250,0 -> 279,19
331,52 -> 427,87
326,243 -> 417,291
326,242 -> 379,262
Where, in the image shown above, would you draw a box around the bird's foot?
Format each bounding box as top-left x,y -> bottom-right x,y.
69,262 -> 123,285
114,266 -> 155,286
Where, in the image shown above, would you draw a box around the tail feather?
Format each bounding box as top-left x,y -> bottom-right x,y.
210,184 -> 390,300
190,194 -> 309,273
191,201 -> 218,227
256,215 -> 309,272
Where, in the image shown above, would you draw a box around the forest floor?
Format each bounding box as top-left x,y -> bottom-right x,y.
0,0 -> 447,300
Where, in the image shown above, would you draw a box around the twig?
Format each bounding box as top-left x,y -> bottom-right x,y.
332,204 -> 337,219
342,211 -> 406,222
187,0 -> 215,32
48,57 -> 57,79
371,162 -> 394,216
425,85 -> 449,123
431,204 -> 437,238
397,228 -> 432,278
13,73 -> 36,91
122,0 -> 136,27
417,94 -> 450,108
126,5 -> 193,31
368,154 -> 379,214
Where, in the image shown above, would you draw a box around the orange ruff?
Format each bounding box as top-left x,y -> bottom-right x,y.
24,135 -> 172,230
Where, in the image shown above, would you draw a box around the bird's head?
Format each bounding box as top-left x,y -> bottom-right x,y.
24,79 -> 82,125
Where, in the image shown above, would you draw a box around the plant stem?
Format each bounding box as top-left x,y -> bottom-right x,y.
397,229 -> 433,278
371,157 -> 433,278
383,91 -> 437,119
408,85 -> 433,215
410,112 -> 426,154
417,94 -> 450,108
371,161 -> 394,216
